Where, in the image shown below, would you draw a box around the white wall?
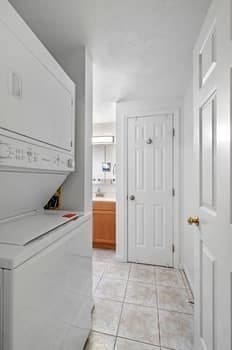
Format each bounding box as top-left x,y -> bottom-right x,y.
84,51 -> 94,213
93,122 -> 116,136
93,101 -> 116,123
182,80 -> 195,289
56,46 -> 93,213
116,97 -> 183,263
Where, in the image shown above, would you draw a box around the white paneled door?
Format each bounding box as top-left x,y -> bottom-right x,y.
192,0 -> 232,349
127,115 -> 174,266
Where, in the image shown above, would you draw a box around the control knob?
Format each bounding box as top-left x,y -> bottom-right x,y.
0,143 -> 10,159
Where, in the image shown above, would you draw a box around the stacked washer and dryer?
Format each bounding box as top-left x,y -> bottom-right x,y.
0,2 -> 92,350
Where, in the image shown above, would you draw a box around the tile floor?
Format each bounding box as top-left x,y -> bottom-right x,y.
85,249 -> 194,350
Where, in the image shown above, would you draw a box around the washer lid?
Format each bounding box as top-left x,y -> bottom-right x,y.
0,211 -> 79,246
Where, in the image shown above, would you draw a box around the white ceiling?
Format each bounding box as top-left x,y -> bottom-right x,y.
10,0 -> 211,114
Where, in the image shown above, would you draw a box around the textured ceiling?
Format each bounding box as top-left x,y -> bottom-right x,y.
10,0 -> 211,110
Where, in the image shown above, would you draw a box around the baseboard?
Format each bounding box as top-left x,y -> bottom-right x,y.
115,253 -> 127,262
93,242 -> 115,250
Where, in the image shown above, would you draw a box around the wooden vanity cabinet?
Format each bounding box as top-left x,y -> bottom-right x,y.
93,201 -> 116,249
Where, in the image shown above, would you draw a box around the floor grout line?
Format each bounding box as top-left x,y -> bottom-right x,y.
93,295 -> 193,317
113,262 -> 132,349
158,307 -> 193,316
92,273 -> 104,294
117,264 -> 131,325
116,334 -> 162,348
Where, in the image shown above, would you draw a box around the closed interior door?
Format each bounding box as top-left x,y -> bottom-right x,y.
127,114 -> 174,266
192,0 -> 232,349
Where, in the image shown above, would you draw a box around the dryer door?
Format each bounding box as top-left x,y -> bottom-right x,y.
0,19 -> 74,151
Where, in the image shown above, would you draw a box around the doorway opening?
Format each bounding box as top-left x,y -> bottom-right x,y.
92,121 -> 117,251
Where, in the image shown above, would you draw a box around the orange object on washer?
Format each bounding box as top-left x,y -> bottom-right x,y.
63,213 -> 76,218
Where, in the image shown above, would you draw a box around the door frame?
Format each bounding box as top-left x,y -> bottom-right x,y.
116,108 -> 181,268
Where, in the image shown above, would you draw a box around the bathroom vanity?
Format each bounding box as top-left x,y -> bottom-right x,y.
92,199 -> 116,250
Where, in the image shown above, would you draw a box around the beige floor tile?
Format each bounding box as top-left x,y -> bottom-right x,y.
159,310 -> 194,350
92,298 -> 122,336
92,262 -> 108,278
155,267 -> 185,288
95,277 -> 127,302
92,250 -> 193,350
104,263 -> 131,280
125,281 -> 157,307
118,303 -> 159,346
85,332 -> 115,350
115,337 -> 160,349
129,264 -> 156,284
93,249 -> 116,262
158,285 -> 193,314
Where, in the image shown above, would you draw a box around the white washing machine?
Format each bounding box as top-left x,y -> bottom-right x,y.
0,210 -> 92,350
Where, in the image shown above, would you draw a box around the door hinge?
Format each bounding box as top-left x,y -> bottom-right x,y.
172,244 -> 175,253
172,188 -> 175,197
70,140 -> 73,147
172,128 -> 175,137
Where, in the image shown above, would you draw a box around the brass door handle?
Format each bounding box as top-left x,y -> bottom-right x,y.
187,216 -> 200,226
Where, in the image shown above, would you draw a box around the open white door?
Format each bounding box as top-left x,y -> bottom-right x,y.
192,0 -> 232,349
127,114 -> 174,266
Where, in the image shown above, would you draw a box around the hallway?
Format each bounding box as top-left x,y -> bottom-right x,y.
86,250 -> 194,350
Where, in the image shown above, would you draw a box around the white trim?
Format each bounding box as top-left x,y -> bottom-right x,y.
116,108 -> 181,268
183,263 -> 194,294
173,109 -> 181,267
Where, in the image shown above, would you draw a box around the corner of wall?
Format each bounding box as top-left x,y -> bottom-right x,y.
57,47 -> 93,213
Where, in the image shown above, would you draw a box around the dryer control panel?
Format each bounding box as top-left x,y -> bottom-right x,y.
0,134 -> 75,172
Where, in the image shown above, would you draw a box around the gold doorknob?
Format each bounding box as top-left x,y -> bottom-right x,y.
187,216 -> 200,226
